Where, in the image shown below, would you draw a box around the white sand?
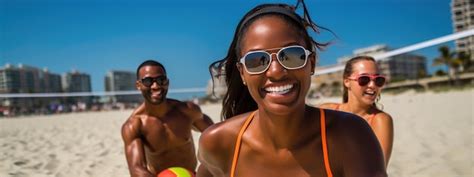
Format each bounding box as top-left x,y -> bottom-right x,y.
0,90 -> 472,177
312,89 -> 473,177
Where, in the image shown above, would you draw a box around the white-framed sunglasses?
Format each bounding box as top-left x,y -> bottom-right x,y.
239,45 -> 312,75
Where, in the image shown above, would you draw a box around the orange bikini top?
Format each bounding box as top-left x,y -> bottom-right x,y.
230,108 -> 333,177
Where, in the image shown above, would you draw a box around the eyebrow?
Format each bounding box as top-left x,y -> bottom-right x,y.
358,73 -> 381,76
247,41 -> 302,52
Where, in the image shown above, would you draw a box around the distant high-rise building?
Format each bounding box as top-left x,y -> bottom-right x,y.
0,63 -> 63,115
62,70 -> 92,105
42,69 -> 62,93
105,70 -> 141,103
0,64 -> 21,93
0,64 -> 63,93
312,44 -> 427,96
353,45 -> 427,82
451,0 -> 474,60
62,70 -> 91,93
17,64 -> 42,93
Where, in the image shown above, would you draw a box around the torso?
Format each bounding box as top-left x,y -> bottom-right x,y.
203,107 -> 344,177
232,109 -> 334,177
199,106 -> 387,177
320,102 -> 393,167
130,99 -> 197,173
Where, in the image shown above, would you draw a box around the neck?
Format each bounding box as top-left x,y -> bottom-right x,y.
144,99 -> 169,117
257,104 -> 317,149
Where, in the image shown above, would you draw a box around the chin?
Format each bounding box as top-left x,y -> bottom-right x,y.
150,101 -> 163,105
361,99 -> 375,106
261,99 -> 305,116
146,97 -> 165,105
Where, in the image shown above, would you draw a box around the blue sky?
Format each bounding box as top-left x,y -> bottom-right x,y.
1,0 -> 454,93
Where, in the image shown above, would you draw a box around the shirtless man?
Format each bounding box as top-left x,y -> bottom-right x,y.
122,60 -> 214,177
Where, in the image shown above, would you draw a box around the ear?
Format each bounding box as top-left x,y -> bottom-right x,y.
236,63 -> 247,85
343,77 -> 351,88
135,80 -> 141,90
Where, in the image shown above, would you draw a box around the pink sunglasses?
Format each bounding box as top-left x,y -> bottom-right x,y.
348,74 -> 386,87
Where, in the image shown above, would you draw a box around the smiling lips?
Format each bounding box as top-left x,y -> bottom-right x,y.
363,90 -> 377,99
151,90 -> 163,98
264,84 -> 294,95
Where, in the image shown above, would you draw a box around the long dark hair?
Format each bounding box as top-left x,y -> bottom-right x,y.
342,56 -> 380,107
209,1 -> 332,120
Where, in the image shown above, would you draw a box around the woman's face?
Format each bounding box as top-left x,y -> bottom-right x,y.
237,15 -> 315,115
344,60 -> 381,106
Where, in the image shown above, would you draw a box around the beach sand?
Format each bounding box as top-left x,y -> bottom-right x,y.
0,89 -> 472,177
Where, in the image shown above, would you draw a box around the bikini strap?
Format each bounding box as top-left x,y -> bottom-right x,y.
320,108 -> 334,177
230,111 -> 257,177
230,110 -> 333,177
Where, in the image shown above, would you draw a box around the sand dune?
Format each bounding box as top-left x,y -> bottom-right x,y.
0,90 -> 472,177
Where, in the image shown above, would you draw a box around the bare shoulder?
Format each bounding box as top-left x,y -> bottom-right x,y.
375,111 -> 393,120
200,113 -> 249,152
183,100 -> 202,113
372,111 -> 394,127
199,113 -> 253,168
318,102 -> 339,110
169,99 -> 202,116
121,114 -> 143,141
122,103 -> 146,137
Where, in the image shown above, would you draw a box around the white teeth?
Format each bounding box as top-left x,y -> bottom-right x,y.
364,90 -> 375,95
265,84 -> 293,94
152,90 -> 162,96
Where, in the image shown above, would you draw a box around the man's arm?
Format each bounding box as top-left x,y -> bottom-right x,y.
194,113 -> 214,132
184,101 -> 214,132
121,118 -> 154,177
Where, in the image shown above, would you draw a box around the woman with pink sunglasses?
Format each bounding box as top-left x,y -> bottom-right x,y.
320,56 -> 394,166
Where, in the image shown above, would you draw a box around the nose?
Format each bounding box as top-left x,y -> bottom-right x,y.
150,80 -> 160,89
367,79 -> 376,88
265,53 -> 287,80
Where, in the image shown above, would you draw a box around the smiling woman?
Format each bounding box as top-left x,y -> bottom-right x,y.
197,1 -> 387,177
319,56 -> 394,167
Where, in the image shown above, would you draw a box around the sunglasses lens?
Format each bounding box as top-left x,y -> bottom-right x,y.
244,52 -> 271,73
278,46 -> 307,69
141,76 -> 168,87
159,76 -> 169,85
358,76 -> 371,86
141,77 -> 153,87
375,77 -> 386,87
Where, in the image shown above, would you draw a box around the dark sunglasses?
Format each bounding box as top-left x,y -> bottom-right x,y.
239,45 -> 312,75
348,74 -> 386,87
140,76 -> 169,87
